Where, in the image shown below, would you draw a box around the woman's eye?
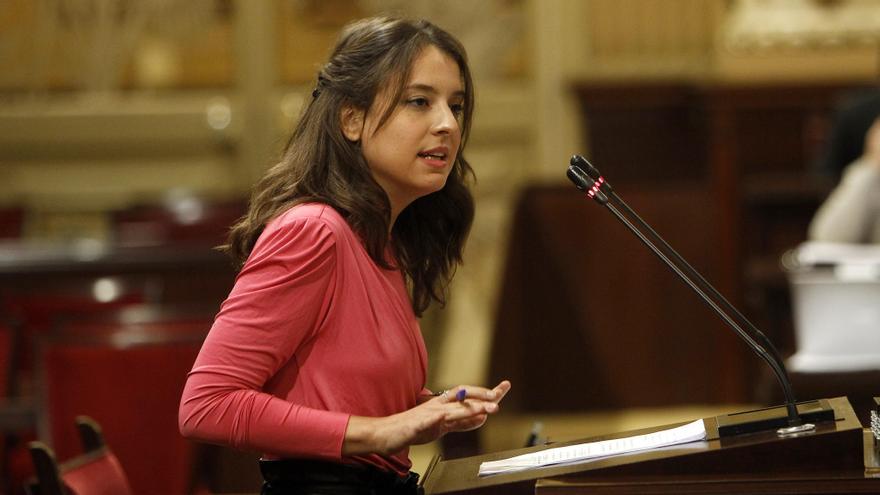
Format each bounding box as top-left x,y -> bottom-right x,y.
450,103 -> 464,117
408,97 -> 429,108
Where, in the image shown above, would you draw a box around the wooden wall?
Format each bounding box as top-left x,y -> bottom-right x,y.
489,81 -> 868,411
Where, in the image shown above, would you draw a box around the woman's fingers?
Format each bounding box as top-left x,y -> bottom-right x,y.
492,380 -> 511,402
437,386 -> 479,402
439,397 -> 499,423
442,380 -> 511,403
446,414 -> 488,432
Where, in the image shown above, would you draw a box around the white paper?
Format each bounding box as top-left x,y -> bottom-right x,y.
478,419 -> 706,476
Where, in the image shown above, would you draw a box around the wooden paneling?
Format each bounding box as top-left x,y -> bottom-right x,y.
490,184 -> 728,411
491,81 -> 871,412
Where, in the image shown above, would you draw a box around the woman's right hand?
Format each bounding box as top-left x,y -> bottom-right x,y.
342,380 -> 511,456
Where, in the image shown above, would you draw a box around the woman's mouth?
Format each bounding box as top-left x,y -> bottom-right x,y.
418,148 -> 450,167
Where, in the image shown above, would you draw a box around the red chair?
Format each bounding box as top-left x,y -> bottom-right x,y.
34,317 -> 211,495
27,415 -> 134,495
111,196 -> 246,247
0,279 -> 160,495
1,318 -> 45,495
0,320 -> 16,399
1,319 -> 25,495
0,207 -> 25,240
1,276 -> 156,332
1,275 -> 157,388
53,302 -> 219,332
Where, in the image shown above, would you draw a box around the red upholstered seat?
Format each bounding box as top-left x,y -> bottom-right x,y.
28,416 -> 134,495
2,276 -> 153,332
0,321 -> 14,398
61,451 -> 133,495
1,276 -> 153,380
35,318 -> 211,495
0,207 -> 25,240
112,196 -> 246,247
0,320 -> 20,494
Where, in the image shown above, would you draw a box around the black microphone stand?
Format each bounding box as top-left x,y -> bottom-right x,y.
567,155 -> 834,436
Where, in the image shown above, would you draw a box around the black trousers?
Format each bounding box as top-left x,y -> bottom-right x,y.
260,459 -> 421,495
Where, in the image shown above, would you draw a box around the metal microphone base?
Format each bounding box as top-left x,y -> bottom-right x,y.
777,423 -> 816,436
715,399 -> 836,437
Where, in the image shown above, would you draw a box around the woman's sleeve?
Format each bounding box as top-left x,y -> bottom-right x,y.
808,160 -> 880,243
178,215 -> 349,460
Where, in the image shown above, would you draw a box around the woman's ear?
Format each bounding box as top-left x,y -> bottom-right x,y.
340,105 -> 365,142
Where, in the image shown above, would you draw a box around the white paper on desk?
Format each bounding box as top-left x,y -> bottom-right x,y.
478,419 -> 706,476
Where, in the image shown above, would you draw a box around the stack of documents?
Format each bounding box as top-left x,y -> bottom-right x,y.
479,419 -> 706,476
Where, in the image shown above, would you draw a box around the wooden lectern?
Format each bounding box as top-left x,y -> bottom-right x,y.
421,397 -> 880,494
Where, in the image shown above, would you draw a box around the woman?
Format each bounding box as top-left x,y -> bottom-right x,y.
179,15 -> 511,494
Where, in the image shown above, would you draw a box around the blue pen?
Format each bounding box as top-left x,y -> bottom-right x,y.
434,389 -> 467,402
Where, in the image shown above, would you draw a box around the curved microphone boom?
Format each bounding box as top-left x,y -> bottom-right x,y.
566,155 -> 830,436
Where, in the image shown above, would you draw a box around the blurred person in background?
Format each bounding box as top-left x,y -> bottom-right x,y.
809,91 -> 880,243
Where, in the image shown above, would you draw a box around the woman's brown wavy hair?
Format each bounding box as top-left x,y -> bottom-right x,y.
222,16 -> 475,317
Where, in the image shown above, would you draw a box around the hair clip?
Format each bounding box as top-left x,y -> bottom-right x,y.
312,72 -> 327,99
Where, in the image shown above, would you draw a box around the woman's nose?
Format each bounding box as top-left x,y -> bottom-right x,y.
432,106 -> 458,134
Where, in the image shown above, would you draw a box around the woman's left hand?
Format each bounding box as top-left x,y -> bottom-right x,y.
428,380 -> 512,433
343,380 -> 511,455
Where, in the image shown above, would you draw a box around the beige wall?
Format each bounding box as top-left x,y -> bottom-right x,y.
3,0 -> 877,233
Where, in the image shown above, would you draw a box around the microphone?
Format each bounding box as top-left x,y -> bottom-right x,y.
570,156 -> 787,369
566,155 -> 834,437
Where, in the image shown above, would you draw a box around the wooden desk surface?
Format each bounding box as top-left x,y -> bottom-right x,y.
535,469 -> 879,495
423,398 -> 871,495
537,430 -> 879,494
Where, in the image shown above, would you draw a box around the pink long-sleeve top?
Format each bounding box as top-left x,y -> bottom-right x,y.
179,203 -> 428,475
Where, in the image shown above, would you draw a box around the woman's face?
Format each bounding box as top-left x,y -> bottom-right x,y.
347,45 -> 465,219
